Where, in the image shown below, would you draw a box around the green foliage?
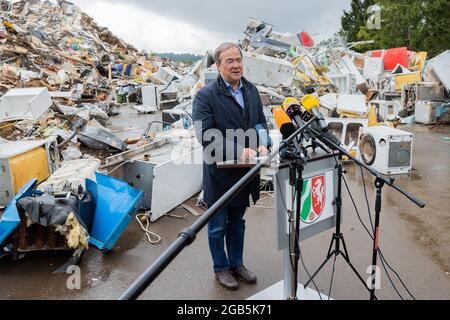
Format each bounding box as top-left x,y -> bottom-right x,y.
340,0 -> 450,57
153,52 -> 202,65
340,0 -> 375,44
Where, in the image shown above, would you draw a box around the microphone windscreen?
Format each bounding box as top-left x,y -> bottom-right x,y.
301,94 -> 321,113
273,106 -> 297,139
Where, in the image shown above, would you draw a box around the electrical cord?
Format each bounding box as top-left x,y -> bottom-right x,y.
135,213 -> 162,245
359,166 -> 416,300
275,173 -> 323,300
358,165 -> 403,299
335,150 -> 416,300
342,173 -> 404,300
331,153 -> 406,299
328,254 -> 337,300
292,183 -> 324,301
360,166 -> 375,232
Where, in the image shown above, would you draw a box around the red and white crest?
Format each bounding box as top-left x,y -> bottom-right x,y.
311,175 -> 325,216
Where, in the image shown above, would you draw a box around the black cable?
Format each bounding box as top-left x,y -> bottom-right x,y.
292,183 -> 324,301
328,254 -> 337,300
275,173 -> 323,300
274,173 -> 297,277
298,245 -> 323,300
342,175 -> 373,237
360,166 -> 375,231
332,154 -> 405,300
359,167 -> 416,300
342,173 -> 405,300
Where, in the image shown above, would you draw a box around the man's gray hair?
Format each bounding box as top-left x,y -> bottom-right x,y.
214,42 -> 242,66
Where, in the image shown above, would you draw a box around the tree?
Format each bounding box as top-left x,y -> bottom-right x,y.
340,0 -> 450,57
420,0 -> 450,57
372,0 -> 423,51
340,0 -> 375,45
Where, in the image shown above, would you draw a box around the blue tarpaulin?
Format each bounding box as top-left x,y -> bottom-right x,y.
87,172 -> 144,250
0,179 -> 38,245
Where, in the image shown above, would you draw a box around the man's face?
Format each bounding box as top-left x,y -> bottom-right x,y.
217,46 -> 243,85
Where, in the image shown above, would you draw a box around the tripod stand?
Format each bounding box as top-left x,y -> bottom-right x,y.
304,159 -> 374,297
303,127 -> 425,300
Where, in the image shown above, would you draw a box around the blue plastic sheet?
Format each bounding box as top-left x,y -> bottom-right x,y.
87,172 -> 144,250
0,179 -> 38,245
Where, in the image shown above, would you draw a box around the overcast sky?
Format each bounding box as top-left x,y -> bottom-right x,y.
70,0 -> 351,54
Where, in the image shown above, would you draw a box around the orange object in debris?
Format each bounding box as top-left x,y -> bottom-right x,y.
384,47 -> 408,71
10,146 -> 50,193
298,31 -> 315,48
371,50 -> 383,58
97,93 -> 108,101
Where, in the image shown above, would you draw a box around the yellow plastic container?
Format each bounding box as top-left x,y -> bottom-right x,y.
394,72 -> 422,92
9,146 -> 49,193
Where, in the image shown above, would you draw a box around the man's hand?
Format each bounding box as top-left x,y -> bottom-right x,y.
257,146 -> 269,156
241,148 -> 257,161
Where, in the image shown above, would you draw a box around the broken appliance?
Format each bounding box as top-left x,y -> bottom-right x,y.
326,118 -> 368,151
357,126 -> 413,175
0,139 -> 59,207
0,172 -> 144,259
106,130 -> 203,222
415,101 -> 450,124
0,87 -> 52,121
368,100 -> 402,121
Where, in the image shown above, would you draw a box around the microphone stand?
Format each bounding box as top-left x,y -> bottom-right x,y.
304,127 -> 425,300
118,117 -> 317,300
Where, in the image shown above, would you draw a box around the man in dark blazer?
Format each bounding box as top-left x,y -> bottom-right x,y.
193,42 -> 271,290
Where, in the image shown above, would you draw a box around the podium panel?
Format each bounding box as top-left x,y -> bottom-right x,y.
274,151 -> 339,250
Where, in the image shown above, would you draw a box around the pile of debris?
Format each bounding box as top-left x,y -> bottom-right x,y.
1,5 -> 449,264
0,0 -> 193,158
0,0 -> 195,262
164,18 -> 450,153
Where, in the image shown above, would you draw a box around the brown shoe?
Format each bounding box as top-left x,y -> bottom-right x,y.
230,265 -> 257,284
215,270 -> 239,290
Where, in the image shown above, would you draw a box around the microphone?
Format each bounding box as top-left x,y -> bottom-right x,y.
273,106 -> 297,139
301,94 -> 328,132
282,97 -> 311,141
272,106 -> 305,160
300,109 -> 343,148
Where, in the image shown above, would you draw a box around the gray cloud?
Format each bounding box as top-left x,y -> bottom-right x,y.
100,0 -> 351,43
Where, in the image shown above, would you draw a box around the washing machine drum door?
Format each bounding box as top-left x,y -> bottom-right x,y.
359,134 -> 376,165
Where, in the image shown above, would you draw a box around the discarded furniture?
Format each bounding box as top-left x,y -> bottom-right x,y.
153,67 -> 182,85
329,74 -> 354,94
134,85 -> 159,113
363,57 -> 384,80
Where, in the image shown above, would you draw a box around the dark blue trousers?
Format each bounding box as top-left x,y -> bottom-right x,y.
207,206 -> 246,272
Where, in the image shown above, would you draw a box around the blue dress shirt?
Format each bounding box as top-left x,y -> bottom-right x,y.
224,79 -> 245,109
